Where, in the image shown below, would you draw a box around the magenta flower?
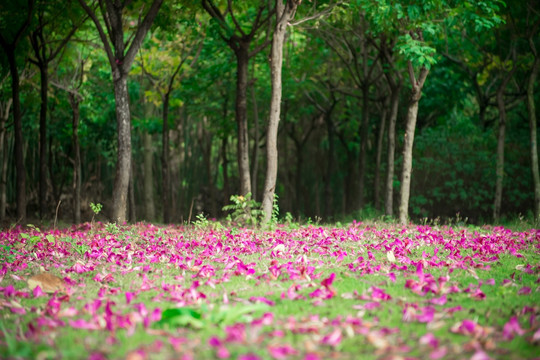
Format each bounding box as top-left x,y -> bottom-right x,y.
321,328 -> 342,346
268,345 -> 297,359
320,273 -> 335,288
517,286 -> 531,295
502,316 -> 525,340
33,285 -> 45,298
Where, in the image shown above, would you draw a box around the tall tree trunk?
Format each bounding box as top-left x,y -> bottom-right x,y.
295,142 -> 303,216
6,51 -> 26,222
385,85 -> 400,216
261,0 -> 299,222
324,110 -> 335,219
250,83 -> 260,200
0,98 -> 11,221
398,61 -> 429,225
111,75 -> 132,223
38,62 -> 49,219
143,131 -> 155,221
374,104 -> 387,211
493,83 -> 511,222
235,46 -> 252,196
162,93 -> 171,223
128,162 -> 136,222
69,94 -> 82,224
221,137 -> 230,207
358,84 -> 369,209
527,48 -> 540,224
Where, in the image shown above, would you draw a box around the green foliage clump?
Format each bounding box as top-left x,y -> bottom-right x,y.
222,193 -> 263,226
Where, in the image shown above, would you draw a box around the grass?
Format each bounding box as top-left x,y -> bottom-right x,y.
0,221 -> 538,359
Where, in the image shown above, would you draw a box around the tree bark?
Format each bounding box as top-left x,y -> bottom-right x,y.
69,93 -> 82,224
6,50 -> 26,222
143,131 -> 155,221
38,62 -> 49,219
358,84 -> 369,209
527,42 -> 540,224
128,160 -> 136,223
493,88 -> 506,223
374,104 -> 387,211
261,0 -> 299,222
398,61 -> 429,225
324,112 -> 335,219
492,66 -> 516,223
235,46 -> 252,196
162,93 -> 171,223
385,84 -> 400,216
0,97 -> 11,221
250,82 -> 260,200
111,75 -> 131,223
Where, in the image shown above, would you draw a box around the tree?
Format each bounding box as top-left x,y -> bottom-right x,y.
526,12 -> 540,224
29,0 -> 85,219
0,0 -> 35,223
318,9 -> 381,210
78,0 -> 163,223
136,21 -> 204,223
360,0 -> 505,224
202,0 -> 274,197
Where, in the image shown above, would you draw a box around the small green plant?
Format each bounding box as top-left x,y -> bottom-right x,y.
73,243 -> 90,257
222,193 -> 263,226
0,245 -> 21,263
193,213 -> 210,229
271,193 -> 280,224
105,222 -> 120,234
90,202 -> 102,224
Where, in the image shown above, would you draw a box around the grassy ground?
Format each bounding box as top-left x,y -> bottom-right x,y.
0,221 -> 538,359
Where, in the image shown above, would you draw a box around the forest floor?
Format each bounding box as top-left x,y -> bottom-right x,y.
0,221 -> 538,359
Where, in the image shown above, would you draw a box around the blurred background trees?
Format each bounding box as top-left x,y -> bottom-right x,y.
0,0 -> 538,225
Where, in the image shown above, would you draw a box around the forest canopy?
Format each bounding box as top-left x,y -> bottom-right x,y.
0,0 -> 538,226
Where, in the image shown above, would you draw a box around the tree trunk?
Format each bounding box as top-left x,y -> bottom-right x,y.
221,136 -> 230,207
398,62 -> 429,225
69,94 -> 82,224
111,75 -> 132,223
128,161 -> 136,223
38,62 -> 49,219
0,98 -> 11,221
6,50 -> 26,222
374,105 -> 387,211
250,83 -> 260,200
324,111 -> 335,219
162,93 -> 171,223
385,85 -> 400,216
528,54 -> 540,224
493,86 -> 507,222
358,84 -> 369,209
261,0 -> 299,222
143,131 -> 155,221
493,68 -> 515,223
235,46 -> 252,196
295,142 -> 303,216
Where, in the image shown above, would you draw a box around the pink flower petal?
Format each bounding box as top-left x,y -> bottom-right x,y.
321,273 -> 336,288
33,285 -> 46,298
502,316 -> 525,340
517,286 -> 531,295
268,345 -> 297,359
321,328 -> 342,346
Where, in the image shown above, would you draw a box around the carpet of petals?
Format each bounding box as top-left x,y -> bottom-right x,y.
0,222 -> 539,359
